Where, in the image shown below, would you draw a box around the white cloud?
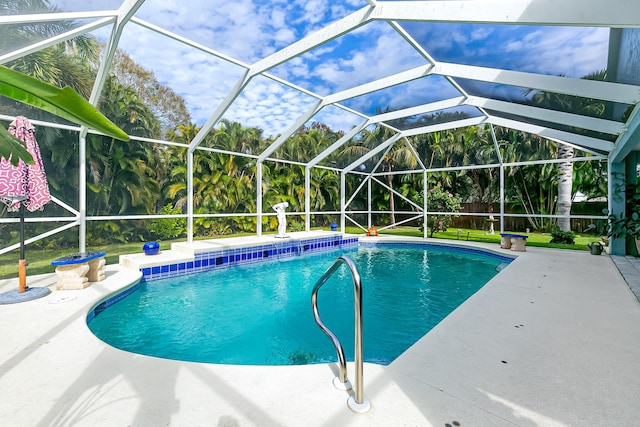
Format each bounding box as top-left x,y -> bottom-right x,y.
387,77 -> 459,110
471,27 -> 494,41
270,9 -> 287,28
312,105 -> 365,136
321,110 -> 364,134
116,25 -> 247,125
507,27 -> 609,77
222,78 -> 320,136
309,23 -> 428,93
274,28 -> 296,44
46,1 -> 611,139
450,29 -> 469,45
504,39 -> 524,52
48,1 -> 420,134
296,0 -> 330,26
281,57 -> 310,80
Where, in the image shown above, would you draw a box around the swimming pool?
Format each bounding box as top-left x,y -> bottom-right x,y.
88,242 -> 512,365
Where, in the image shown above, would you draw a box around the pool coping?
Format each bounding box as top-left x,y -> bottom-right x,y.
1,235 -> 639,426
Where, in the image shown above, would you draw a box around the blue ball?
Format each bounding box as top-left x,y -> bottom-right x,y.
143,241 -> 160,255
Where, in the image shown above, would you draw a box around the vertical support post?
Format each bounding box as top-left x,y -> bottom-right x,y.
187,151 -> 194,243
608,159 -> 626,255
257,161 -> 263,236
625,153 -> 639,255
490,124 -> 505,235
305,166 -> 311,232
79,133 -> 86,252
423,171 -> 428,239
500,164 -> 505,234
340,172 -> 346,233
367,175 -> 372,228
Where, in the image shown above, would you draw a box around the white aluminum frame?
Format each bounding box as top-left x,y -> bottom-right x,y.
1,0 -> 639,257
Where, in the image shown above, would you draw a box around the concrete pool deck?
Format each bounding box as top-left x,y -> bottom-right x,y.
1,236 -> 639,426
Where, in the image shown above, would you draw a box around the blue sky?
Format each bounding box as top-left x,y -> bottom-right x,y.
47,0 -> 610,136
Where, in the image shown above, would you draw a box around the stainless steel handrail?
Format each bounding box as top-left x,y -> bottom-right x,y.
311,255 -> 370,413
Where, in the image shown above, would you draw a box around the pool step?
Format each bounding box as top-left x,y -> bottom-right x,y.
119,249 -> 192,270
119,231 -> 358,280
121,231 -> 345,270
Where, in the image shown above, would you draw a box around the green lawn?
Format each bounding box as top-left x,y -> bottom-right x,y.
0,240 -> 177,281
0,227 -> 600,281
357,226 -> 597,250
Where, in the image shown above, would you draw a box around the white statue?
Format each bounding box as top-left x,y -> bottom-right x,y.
273,201 -> 289,237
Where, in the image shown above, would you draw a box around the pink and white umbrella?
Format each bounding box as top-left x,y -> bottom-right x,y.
0,116 -> 51,211
0,116 -> 51,301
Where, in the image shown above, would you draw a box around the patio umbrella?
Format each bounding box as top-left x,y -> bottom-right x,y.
0,116 -> 51,303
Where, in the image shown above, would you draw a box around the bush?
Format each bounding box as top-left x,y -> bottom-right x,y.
149,204 -> 187,240
87,220 -> 142,245
550,227 -> 575,244
411,185 -> 463,238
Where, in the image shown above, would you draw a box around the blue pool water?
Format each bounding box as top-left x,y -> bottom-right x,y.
88,244 -> 510,366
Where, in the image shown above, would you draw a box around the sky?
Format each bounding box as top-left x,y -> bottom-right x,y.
43,0 -> 610,137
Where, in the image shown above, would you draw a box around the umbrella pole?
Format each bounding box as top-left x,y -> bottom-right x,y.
18,204 -> 26,293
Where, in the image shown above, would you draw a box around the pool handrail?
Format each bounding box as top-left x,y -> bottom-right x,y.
311,255 -> 371,413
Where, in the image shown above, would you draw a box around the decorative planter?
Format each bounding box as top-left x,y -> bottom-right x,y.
330,222 -> 338,231
143,241 -> 160,255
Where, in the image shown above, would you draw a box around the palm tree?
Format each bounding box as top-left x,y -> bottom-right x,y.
456,125 -> 499,205
527,70 -> 607,231
0,0 -> 98,102
309,168 -> 339,212
341,124 -> 413,227
497,127 -> 559,230
87,77 -> 160,218
166,121 -> 265,235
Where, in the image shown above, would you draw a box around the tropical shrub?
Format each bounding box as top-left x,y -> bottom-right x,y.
549,226 -> 576,244
87,220 -> 143,245
412,185 -> 463,237
605,182 -> 640,241
210,221 -> 232,236
149,204 -> 186,240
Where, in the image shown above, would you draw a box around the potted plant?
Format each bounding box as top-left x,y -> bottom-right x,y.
605,182 -> 640,255
606,211 -> 640,254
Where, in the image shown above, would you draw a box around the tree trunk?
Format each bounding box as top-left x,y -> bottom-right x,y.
557,144 -> 574,231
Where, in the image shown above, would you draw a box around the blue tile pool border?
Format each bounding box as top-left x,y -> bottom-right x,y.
87,278 -> 142,324
141,235 -> 359,281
